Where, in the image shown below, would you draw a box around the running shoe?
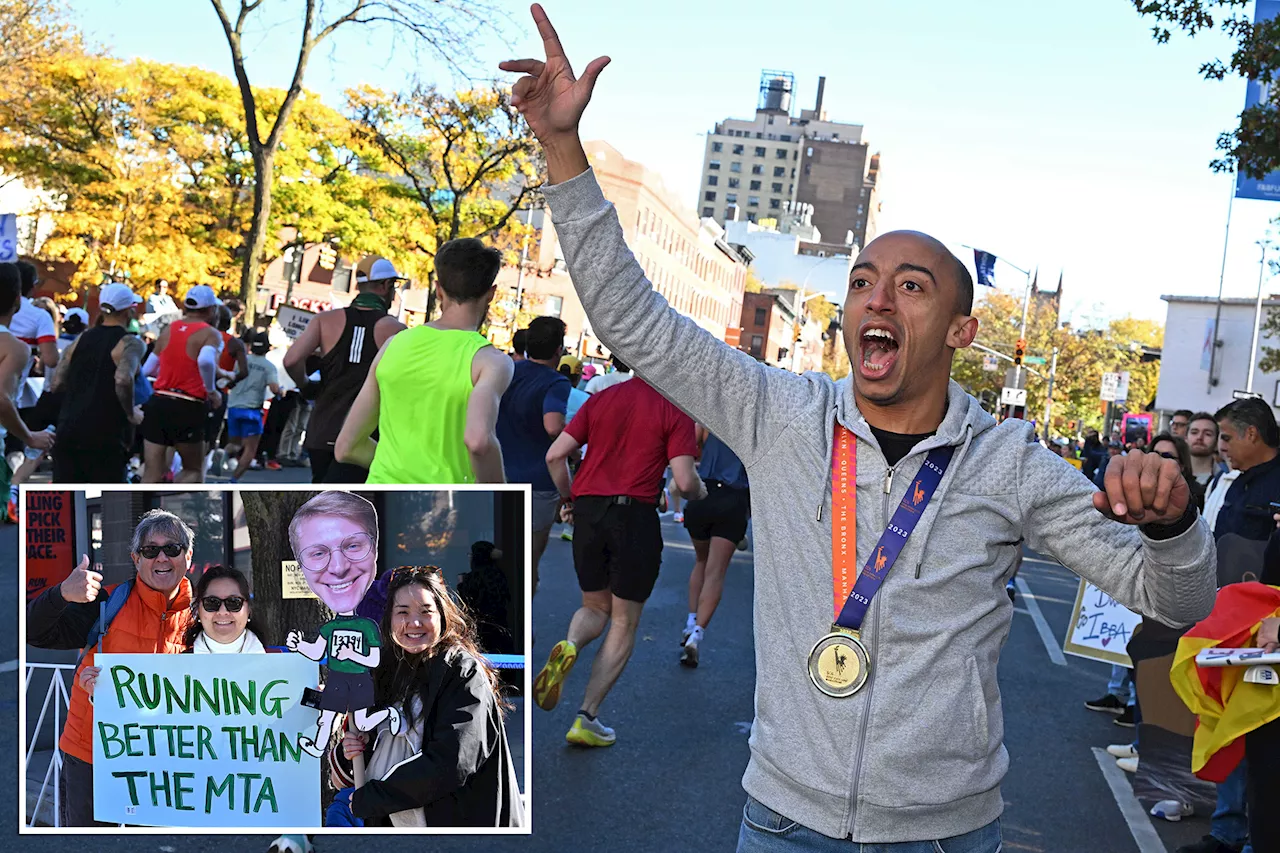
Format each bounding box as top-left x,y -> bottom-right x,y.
533,640 -> 577,711
1106,743 -> 1137,759
737,538 -> 748,552
1116,756 -> 1138,774
1114,705 -> 1136,727
566,714 -> 615,747
673,511 -> 684,523
1084,694 -> 1126,715
1150,800 -> 1193,822
266,460 -> 282,471
680,636 -> 700,668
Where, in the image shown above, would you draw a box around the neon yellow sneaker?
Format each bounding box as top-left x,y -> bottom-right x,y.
566,713 -> 616,747
533,640 -> 577,711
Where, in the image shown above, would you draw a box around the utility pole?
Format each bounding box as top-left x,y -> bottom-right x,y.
1248,238 -> 1271,393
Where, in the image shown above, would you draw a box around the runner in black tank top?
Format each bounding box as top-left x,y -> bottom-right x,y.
54,325 -> 131,482
305,306 -> 385,483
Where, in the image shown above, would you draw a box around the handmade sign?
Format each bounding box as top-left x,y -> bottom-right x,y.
285,491 -> 401,760
92,653 -> 321,828
1063,578 -> 1141,667
1195,648 -> 1280,667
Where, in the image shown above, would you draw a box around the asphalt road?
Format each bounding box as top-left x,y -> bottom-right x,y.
6,511 -> 1218,852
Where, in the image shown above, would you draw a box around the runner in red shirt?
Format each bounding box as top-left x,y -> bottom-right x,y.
536,377 -> 706,747
140,285 -> 223,483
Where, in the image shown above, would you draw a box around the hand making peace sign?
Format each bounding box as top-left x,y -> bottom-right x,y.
500,4 -> 610,182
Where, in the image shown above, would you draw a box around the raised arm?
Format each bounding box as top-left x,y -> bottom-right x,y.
501,4 -> 813,466
466,346 -> 514,484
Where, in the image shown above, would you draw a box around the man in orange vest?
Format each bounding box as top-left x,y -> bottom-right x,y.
26,509 -> 196,826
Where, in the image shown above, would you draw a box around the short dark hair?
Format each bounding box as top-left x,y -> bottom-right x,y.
952,253 -> 974,316
16,260 -> 38,297
1189,411 -> 1217,430
435,238 -> 502,303
525,316 -> 566,361
1216,399 -> 1280,448
62,312 -> 86,335
511,328 -> 528,356
1172,409 -> 1194,421
214,304 -> 232,332
0,264 -> 20,315
611,355 -> 630,373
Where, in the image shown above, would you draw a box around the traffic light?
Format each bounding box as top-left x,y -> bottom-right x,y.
317,243 -> 337,271
1013,338 -> 1026,366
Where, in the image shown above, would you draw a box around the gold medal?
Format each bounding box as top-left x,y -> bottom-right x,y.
807,627 -> 870,698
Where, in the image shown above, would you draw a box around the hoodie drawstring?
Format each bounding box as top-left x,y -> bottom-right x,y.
913,423 -> 975,579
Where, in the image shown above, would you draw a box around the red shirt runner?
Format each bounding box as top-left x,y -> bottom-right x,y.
565,378 -> 697,503
156,320 -> 210,400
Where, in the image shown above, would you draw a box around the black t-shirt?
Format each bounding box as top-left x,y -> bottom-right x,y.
870,426 -> 935,467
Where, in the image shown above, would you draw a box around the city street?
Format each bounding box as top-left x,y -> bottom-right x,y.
6,516 -> 1213,852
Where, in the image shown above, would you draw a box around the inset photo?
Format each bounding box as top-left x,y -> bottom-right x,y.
20,486 -> 530,835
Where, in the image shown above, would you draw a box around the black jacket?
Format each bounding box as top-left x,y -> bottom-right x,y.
347,649 -> 524,828
1213,453 -> 1280,543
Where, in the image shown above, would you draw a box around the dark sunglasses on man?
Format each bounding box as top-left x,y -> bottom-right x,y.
137,543 -> 184,559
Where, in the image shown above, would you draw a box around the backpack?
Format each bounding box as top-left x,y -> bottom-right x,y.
75,579 -> 135,667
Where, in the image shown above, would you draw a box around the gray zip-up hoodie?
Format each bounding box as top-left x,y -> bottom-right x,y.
542,168 -> 1217,842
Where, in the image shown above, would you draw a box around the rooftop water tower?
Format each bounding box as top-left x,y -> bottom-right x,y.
758,70 -> 794,114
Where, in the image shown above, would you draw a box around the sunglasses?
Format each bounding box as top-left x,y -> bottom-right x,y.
390,565 -> 443,581
200,595 -> 245,613
138,543 -> 185,559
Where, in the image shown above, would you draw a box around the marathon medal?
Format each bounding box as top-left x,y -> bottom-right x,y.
808,627 -> 870,698
819,423 -> 953,698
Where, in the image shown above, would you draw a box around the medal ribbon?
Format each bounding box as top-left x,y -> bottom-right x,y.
830,422 -> 954,631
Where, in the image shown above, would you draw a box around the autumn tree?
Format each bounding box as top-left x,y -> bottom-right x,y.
207,0 -> 504,319
1133,0 -> 1280,177
348,85 -> 542,309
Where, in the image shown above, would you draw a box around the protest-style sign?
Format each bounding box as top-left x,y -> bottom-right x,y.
1063,578 -> 1141,667
92,653 -> 321,828
275,305 -> 315,342
280,560 -> 318,600
0,214 -> 17,263
24,490 -> 76,601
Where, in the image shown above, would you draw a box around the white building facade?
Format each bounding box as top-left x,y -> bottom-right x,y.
1155,294 -> 1280,414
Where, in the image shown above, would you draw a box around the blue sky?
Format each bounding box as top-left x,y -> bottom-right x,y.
68,0 -> 1279,327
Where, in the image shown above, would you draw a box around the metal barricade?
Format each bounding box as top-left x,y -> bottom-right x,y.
24,662 -> 74,828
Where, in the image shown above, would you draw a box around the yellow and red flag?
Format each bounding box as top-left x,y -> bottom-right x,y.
1170,582 -> 1280,782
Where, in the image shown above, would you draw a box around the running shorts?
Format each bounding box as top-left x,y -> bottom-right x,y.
141,393 -> 207,447
682,481 -> 750,544
226,407 -> 264,439
572,495 -> 663,603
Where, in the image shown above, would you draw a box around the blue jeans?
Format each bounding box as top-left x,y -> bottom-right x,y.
737,796 -> 1002,853
1211,759 -> 1249,849
1108,664 -> 1136,707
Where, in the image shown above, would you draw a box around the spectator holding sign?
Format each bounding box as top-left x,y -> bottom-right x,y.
329,565 -> 525,828
25,509 -> 196,826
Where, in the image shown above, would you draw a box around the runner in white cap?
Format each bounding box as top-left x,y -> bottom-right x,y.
48,283 -> 145,483
139,284 -> 223,483
0,264 -> 54,502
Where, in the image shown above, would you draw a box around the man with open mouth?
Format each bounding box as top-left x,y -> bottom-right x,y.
500,6 -> 1217,850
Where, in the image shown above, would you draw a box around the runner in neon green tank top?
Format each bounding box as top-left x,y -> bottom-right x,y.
336,239 -> 514,483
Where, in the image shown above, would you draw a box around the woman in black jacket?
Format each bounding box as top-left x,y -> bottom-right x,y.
330,565 -> 524,828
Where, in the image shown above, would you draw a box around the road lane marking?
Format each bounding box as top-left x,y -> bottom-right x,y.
1091,747 -> 1168,853
1015,577 -> 1067,666
0,659 -> 17,673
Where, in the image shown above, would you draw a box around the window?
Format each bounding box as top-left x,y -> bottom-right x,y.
749,180 -> 761,190
755,307 -> 767,325
726,193 -> 738,204
748,196 -> 759,206
776,148 -> 788,159
732,144 -> 744,155
750,335 -> 764,356
711,141 -> 722,152
747,211 -> 757,222
755,132 -> 763,139
709,160 -> 720,170
832,132 -> 839,139
728,177 -> 740,188
754,146 -> 766,157
546,295 -> 564,317
708,175 -> 718,186
781,134 -> 792,142
724,207 -> 734,219
806,146 -> 813,156
771,182 -> 783,193
704,191 -> 717,201
804,164 -> 811,175
791,168 -> 796,178
770,199 -> 781,209
773,166 -> 786,177
730,161 -> 742,173
751,164 -> 764,175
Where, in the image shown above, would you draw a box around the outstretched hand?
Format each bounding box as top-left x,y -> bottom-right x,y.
1090,449 -> 1190,525
500,4 -> 609,180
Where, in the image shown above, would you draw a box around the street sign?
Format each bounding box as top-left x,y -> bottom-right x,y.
982,355 -> 999,372
1100,372 -> 1120,402
1114,371 -> 1130,403
0,214 -> 16,263
1001,387 -> 1027,407
1024,356 -> 1047,365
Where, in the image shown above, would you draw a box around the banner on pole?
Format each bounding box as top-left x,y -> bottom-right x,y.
92,653 -> 321,828
1235,1 -> 1280,201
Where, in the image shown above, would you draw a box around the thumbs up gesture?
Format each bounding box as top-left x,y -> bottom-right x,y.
61,556 -> 103,604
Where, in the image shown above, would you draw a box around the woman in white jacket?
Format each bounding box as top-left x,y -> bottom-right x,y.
181,565 -> 268,654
